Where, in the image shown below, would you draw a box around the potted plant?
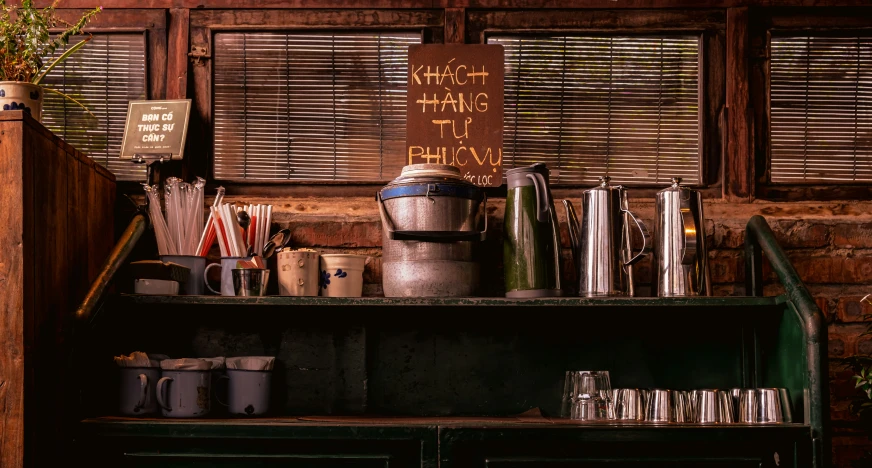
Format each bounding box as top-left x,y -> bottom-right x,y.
846,294 -> 872,467
0,0 -> 101,121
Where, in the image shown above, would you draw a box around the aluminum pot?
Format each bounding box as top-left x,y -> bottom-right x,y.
377,164 -> 486,297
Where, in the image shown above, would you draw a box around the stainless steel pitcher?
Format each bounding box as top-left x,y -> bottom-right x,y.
653,178 -> 710,297
564,176 -> 650,297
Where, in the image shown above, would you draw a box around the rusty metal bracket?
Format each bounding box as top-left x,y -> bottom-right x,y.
188,45 -> 211,65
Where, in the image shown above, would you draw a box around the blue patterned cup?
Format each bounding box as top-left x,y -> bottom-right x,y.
319,254 -> 367,297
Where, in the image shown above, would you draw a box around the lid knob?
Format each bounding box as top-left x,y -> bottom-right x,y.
599,176 -> 611,187
671,177 -> 682,188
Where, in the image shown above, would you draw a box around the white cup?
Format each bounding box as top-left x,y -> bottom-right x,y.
319,254 -> 368,297
205,256 -> 252,296
277,250 -> 320,296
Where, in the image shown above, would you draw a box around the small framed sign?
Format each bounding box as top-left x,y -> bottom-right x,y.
405,44 -> 504,187
120,99 -> 192,161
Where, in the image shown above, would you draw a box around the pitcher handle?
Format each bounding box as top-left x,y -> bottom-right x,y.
680,207 -> 698,265
622,209 -> 651,266
526,173 -> 551,223
156,376 -> 173,411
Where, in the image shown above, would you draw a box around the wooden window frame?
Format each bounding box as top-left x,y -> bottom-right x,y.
53,8 -> 167,191
186,9 -> 444,196
465,9 -> 726,199
751,7 -> 872,201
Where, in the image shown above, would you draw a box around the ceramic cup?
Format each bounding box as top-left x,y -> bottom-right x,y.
134,278 -> 179,295
319,254 -> 367,297
161,255 -> 206,295
0,81 -> 43,121
277,250 -> 320,296
205,256 -> 253,296
119,367 -> 160,416
156,369 -> 211,418
219,369 -> 273,416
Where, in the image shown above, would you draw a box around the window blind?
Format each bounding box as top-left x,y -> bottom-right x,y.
770,36 -> 872,183
488,35 -> 701,185
213,32 -> 421,181
41,33 -> 148,181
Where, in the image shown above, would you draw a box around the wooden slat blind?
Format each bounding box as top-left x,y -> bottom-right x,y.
41,33 -> 147,181
770,36 -> 872,183
213,32 -> 421,181
488,35 -> 701,185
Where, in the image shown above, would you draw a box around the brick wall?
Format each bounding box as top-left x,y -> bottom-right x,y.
227,195 -> 872,466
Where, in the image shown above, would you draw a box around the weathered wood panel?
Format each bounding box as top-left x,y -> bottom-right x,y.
166,8 -> 190,100
0,112 -> 116,467
724,7 -> 752,201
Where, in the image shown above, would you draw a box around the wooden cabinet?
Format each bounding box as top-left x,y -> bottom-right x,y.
0,111 -> 116,468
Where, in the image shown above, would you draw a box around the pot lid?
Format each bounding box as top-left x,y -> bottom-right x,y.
585,176 -> 622,193
658,177 -> 686,193
381,164 -> 483,201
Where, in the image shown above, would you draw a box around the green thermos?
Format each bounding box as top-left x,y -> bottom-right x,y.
503,163 -> 565,298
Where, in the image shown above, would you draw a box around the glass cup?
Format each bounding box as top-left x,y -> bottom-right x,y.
568,371 -> 613,421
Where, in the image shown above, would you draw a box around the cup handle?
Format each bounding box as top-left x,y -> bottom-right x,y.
135,373 -> 148,410
680,205 -> 698,265
622,209 -> 652,266
204,263 -> 221,295
156,376 -> 173,411
216,375 -> 230,407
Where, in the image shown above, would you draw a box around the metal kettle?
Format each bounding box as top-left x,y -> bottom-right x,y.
564,176 -> 650,297
653,178 -> 710,297
503,163 -> 564,298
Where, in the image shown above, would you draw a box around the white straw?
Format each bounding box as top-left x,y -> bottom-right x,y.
212,206 -> 228,257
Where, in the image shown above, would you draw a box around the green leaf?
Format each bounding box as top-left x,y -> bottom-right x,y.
41,86 -> 96,119
33,35 -> 91,85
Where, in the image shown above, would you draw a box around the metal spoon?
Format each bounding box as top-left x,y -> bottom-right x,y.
237,210 -> 251,231
261,229 -> 291,259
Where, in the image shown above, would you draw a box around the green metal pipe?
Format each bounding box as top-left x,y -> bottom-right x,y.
75,213 -> 147,324
744,214 -> 829,468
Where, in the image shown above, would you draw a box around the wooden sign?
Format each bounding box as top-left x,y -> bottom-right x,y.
405,44 -> 504,187
120,99 -> 191,160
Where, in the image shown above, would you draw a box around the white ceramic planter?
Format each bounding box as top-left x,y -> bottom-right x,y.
0,82 -> 43,121
319,254 -> 368,298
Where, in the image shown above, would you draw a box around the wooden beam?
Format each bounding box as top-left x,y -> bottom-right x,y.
34,0 -> 872,8
724,7 -> 752,202
166,8 -> 190,100
444,8 -> 465,44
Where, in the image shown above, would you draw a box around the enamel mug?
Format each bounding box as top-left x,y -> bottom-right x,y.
219,369 -> 273,416
119,367 -> 159,416
205,256 -> 253,296
277,249 -> 320,296
156,369 -> 211,418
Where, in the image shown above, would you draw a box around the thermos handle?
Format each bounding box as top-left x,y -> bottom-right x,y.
376,193 -> 487,242
135,373 -> 148,411
156,376 -> 173,411
680,207 -> 698,265
622,209 -> 651,266
526,173 -> 551,223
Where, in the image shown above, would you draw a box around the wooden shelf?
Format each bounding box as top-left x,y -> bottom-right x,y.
82,415 -> 808,430
112,294 -> 782,308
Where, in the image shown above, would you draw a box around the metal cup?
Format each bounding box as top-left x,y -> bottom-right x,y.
232,269 -> 270,296
729,388 -> 743,421
645,389 -> 672,423
671,391 -> 690,423
756,388 -> 784,424
614,389 -> 644,421
737,388 -> 757,423
694,389 -> 719,424
778,388 -> 794,423
718,390 -> 735,423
